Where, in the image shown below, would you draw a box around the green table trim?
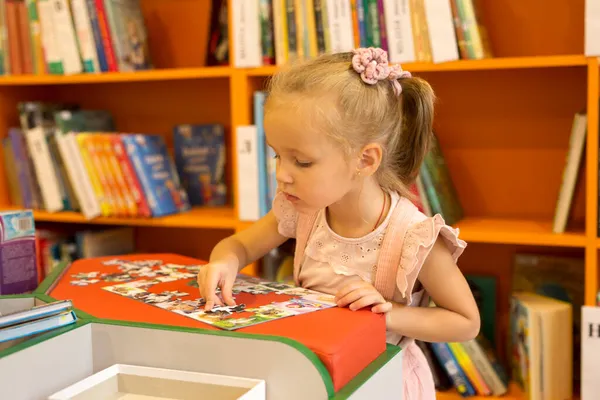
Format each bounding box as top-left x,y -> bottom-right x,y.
34,261 -> 70,295
331,344 -> 402,399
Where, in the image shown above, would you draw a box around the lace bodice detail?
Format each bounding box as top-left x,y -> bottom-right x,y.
302,192 -> 400,283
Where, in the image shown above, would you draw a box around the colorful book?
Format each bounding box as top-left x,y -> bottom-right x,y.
173,124 -> 227,207
121,134 -> 190,217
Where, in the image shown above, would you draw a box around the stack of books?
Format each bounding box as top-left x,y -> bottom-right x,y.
0,299 -> 77,346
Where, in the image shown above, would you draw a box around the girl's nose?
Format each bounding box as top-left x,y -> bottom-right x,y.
276,164 -> 293,185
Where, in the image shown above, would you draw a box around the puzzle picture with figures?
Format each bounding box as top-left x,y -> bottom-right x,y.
68,257 -> 337,330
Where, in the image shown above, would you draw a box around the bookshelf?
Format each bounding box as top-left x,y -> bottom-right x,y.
0,0 -> 593,398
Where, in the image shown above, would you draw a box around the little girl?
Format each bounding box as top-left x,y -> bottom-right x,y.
197,47 -> 480,399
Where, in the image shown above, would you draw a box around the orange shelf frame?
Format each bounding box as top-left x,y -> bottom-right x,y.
454,217 -> 587,248
0,55 -> 586,85
22,211 -> 591,249
29,207 -> 237,229
0,66 -> 234,85
245,54 -> 589,77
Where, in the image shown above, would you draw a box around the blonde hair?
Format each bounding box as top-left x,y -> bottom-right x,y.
265,51 -> 435,199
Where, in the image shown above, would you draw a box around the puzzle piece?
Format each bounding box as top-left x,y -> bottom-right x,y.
204,304 -> 246,316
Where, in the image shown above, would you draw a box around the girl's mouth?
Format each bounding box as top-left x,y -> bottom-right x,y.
284,192 -> 299,202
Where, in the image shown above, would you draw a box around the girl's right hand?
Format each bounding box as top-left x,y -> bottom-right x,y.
196,256 -> 239,311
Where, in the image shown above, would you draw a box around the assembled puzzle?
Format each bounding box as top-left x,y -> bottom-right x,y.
66,257 -> 337,330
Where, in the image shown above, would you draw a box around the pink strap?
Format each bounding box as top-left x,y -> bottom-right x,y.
374,198 -> 417,300
293,211 -> 319,285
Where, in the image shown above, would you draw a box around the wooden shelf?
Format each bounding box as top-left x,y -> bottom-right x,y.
0,55 -> 581,86
245,55 -> 589,77
29,207 -> 237,229
436,382 -> 525,399
0,66 -> 233,85
454,217 -> 587,247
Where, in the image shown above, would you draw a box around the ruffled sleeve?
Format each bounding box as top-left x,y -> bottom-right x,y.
397,214 -> 467,304
272,191 -> 298,238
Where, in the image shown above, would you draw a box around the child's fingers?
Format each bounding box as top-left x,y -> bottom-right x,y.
348,293 -> 384,311
336,287 -> 369,307
334,281 -> 366,302
197,271 -> 206,300
371,302 -> 392,314
202,268 -> 220,311
220,277 -> 236,306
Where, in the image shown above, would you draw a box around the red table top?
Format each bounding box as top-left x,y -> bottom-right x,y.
47,253 -> 387,392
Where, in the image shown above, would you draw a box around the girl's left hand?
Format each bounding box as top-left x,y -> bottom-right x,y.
335,281 -> 392,313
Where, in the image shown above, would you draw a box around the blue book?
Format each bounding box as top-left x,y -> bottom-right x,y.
173,124 -> 227,206
253,91 -> 269,216
121,134 -> 190,217
429,342 -> 476,397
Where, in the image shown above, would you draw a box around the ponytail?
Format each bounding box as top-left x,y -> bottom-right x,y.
395,77 -> 435,184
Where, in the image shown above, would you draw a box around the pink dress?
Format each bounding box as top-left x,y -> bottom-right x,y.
272,191 -> 467,399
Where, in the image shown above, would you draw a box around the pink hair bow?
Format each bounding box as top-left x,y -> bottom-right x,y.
351,47 -> 411,95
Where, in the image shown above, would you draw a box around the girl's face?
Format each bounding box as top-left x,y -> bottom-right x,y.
264,102 -> 358,213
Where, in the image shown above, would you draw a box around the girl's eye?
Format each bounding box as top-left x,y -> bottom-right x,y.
295,160 -> 312,168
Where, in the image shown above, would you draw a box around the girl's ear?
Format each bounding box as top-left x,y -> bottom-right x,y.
356,142 -> 383,177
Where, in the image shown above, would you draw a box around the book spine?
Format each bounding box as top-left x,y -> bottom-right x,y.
8,129 -> 34,208
304,0 -> 318,57
57,132 -> 102,219
365,0 -> 380,47
111,135 -> 151,217
94,0 -> 117,71
76,133 -> 111,216
15,0 -> 33,74
272,0 -> 288,64
422,0 -> 459,63
25,0 -> 46,74
259,0 -> 275,64
313,0 -> 326,53
94,135 -> 127,216
253,91 -> 269,217
285,0 -> 297,60
5,0 -> 22,74
232,0 -> 262,67
70,0 -> 100,72
0,0 -> 8,75
104,135 -> 136,217
84,0 -> 107,71
50,0 -> 83,74
46,132 -> 76,210
429,342 -> 476,397
376,0 -> 388,50
448,0 -> 468,59
461,338 -> 508,395
236,126 -> 260,221
122,136 -> 160,216
448,342 -> 491,395
2,138 -> 22,206
24,127 -> 63,212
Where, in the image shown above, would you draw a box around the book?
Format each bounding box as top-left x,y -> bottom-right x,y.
121,134 -> 190,216
0,209 -> 37,295
510,292 -> 572,400
173,124 -> 227,207
0,309 -> 77,344
0,299 -> 72,329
